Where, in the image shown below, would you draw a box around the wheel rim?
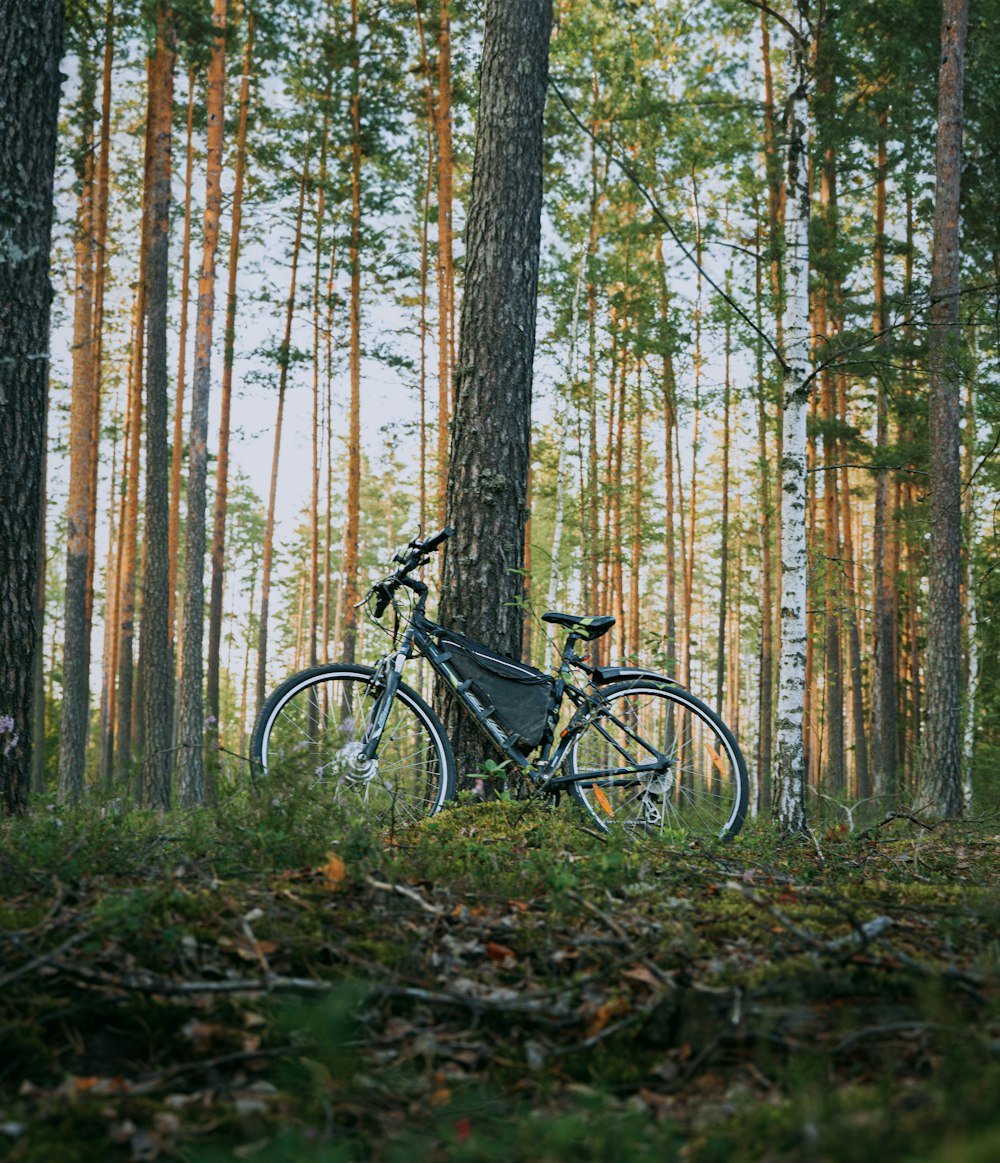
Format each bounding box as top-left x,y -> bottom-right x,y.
259,672 -> 449,822
570,686 -> 745,839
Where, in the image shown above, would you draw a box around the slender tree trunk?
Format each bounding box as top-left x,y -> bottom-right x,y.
438,0 -> 553,780
628,363 -> 643,660
98,398 -> 122,786
58,50 -> 98,801
177,0 -> 227,805
544,244 -> 586,671
414,0 -> 436,533
436,0 -> 455,523
656,239 -> 678,679
116,269 -> 147,782
837,354 -> 869,799
169,65 -> 197,653
715,306 -> 731,715
342,0 -> 363,664
137,3 -> 176,809
921,0 -> 968,817
961,370 -> 979,812
308,114 -> 329,673
255,154 -> 310,712
871,113 -> 896,801
774,3 -> 812,832
611,310 -> 627,662
207,16 -> 252,739
754,227 -> 775,810
323,241 -> 337,664
84,2 -> 114,650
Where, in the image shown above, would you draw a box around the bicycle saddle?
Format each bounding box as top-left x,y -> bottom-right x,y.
541,612 -> 615,641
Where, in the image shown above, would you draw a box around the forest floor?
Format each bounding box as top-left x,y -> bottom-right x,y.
2,783 -> 999,1162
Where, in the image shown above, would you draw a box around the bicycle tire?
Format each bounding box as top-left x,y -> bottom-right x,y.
565,680 -> 749,840
251,664 -> 456,824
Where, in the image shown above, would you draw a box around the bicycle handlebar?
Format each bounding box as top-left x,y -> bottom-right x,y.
415,526 -> 454,554
371,526 -> 454,617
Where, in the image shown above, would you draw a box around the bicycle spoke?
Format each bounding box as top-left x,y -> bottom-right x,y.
568,683 -> 748,840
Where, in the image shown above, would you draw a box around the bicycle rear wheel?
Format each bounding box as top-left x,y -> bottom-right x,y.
566,681 -> 748,840
251,664 -> 456,824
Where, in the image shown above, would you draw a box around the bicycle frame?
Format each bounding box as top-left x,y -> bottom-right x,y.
359,576 -> 674,795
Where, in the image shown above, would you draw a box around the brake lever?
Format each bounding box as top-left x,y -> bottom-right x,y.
372,582 -> 393,619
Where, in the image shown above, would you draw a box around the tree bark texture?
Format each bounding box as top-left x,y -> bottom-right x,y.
871,116 -> 897,801
255,153 -> 309,713
436,0 -> 455,524
439,0 -> 553,780
177,0 -> 226,805
208,16 -> 252,734
921,0 -> 968,818
773,2 -> 812,833
0,0 -> 63,812
138,4 -> 176,810
58,49 -> 98,802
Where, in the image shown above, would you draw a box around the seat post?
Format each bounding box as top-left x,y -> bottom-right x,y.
560,632 -> 582,670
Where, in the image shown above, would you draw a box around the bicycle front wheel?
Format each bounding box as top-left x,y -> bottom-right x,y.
251,664 -> 456,824
566,681 -> 748,840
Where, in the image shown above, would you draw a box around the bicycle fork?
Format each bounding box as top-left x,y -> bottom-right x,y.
358,651 -> 408,764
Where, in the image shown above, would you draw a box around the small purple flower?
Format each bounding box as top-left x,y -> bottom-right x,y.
0,715 -> 14,735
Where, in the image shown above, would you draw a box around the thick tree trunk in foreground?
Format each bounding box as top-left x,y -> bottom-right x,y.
773,3 -> 812,833
921,0 -> 968,817
439,0 -> 553,781
0,0 -> 63,813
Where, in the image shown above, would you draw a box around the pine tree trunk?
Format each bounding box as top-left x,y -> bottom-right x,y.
773,4 -> 812,832
255,155 -> 310,712
207,17 -> 252,737
169,65 -> 197,652
98,406 -> 122,786
86,2 -> 114,643
871,115 -> 897,801
961,373 -> 978,812
116,271 -> 147,782
584,127 -> 601,656
628,364 -> 643,660
0,0 -> 63,812
58,48 -> 98,802
342,0 -> 363,664
414,0 -> 436,532
308,116 -> 329,673
921,0 -> 968,817
177,0 -> 226,805
656,240 -> 678,679
837,357 -> 869,799
438,0 -> 553,781
542,245 -> 583,671
137,3 -> 176,809
436,0 -> 455,524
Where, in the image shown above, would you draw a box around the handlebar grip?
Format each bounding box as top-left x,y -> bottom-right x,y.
372,582 -> 393,618
419,526 -> 454,553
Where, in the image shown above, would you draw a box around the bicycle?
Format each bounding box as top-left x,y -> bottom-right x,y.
251,527 -> 749,840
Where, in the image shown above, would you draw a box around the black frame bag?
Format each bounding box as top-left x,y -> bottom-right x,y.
439,629 -> 554,752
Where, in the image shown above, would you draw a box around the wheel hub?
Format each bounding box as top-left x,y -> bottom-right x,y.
338,742 -> 379,783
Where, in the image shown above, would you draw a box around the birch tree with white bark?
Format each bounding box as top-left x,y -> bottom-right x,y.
773,0 -> 813,832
